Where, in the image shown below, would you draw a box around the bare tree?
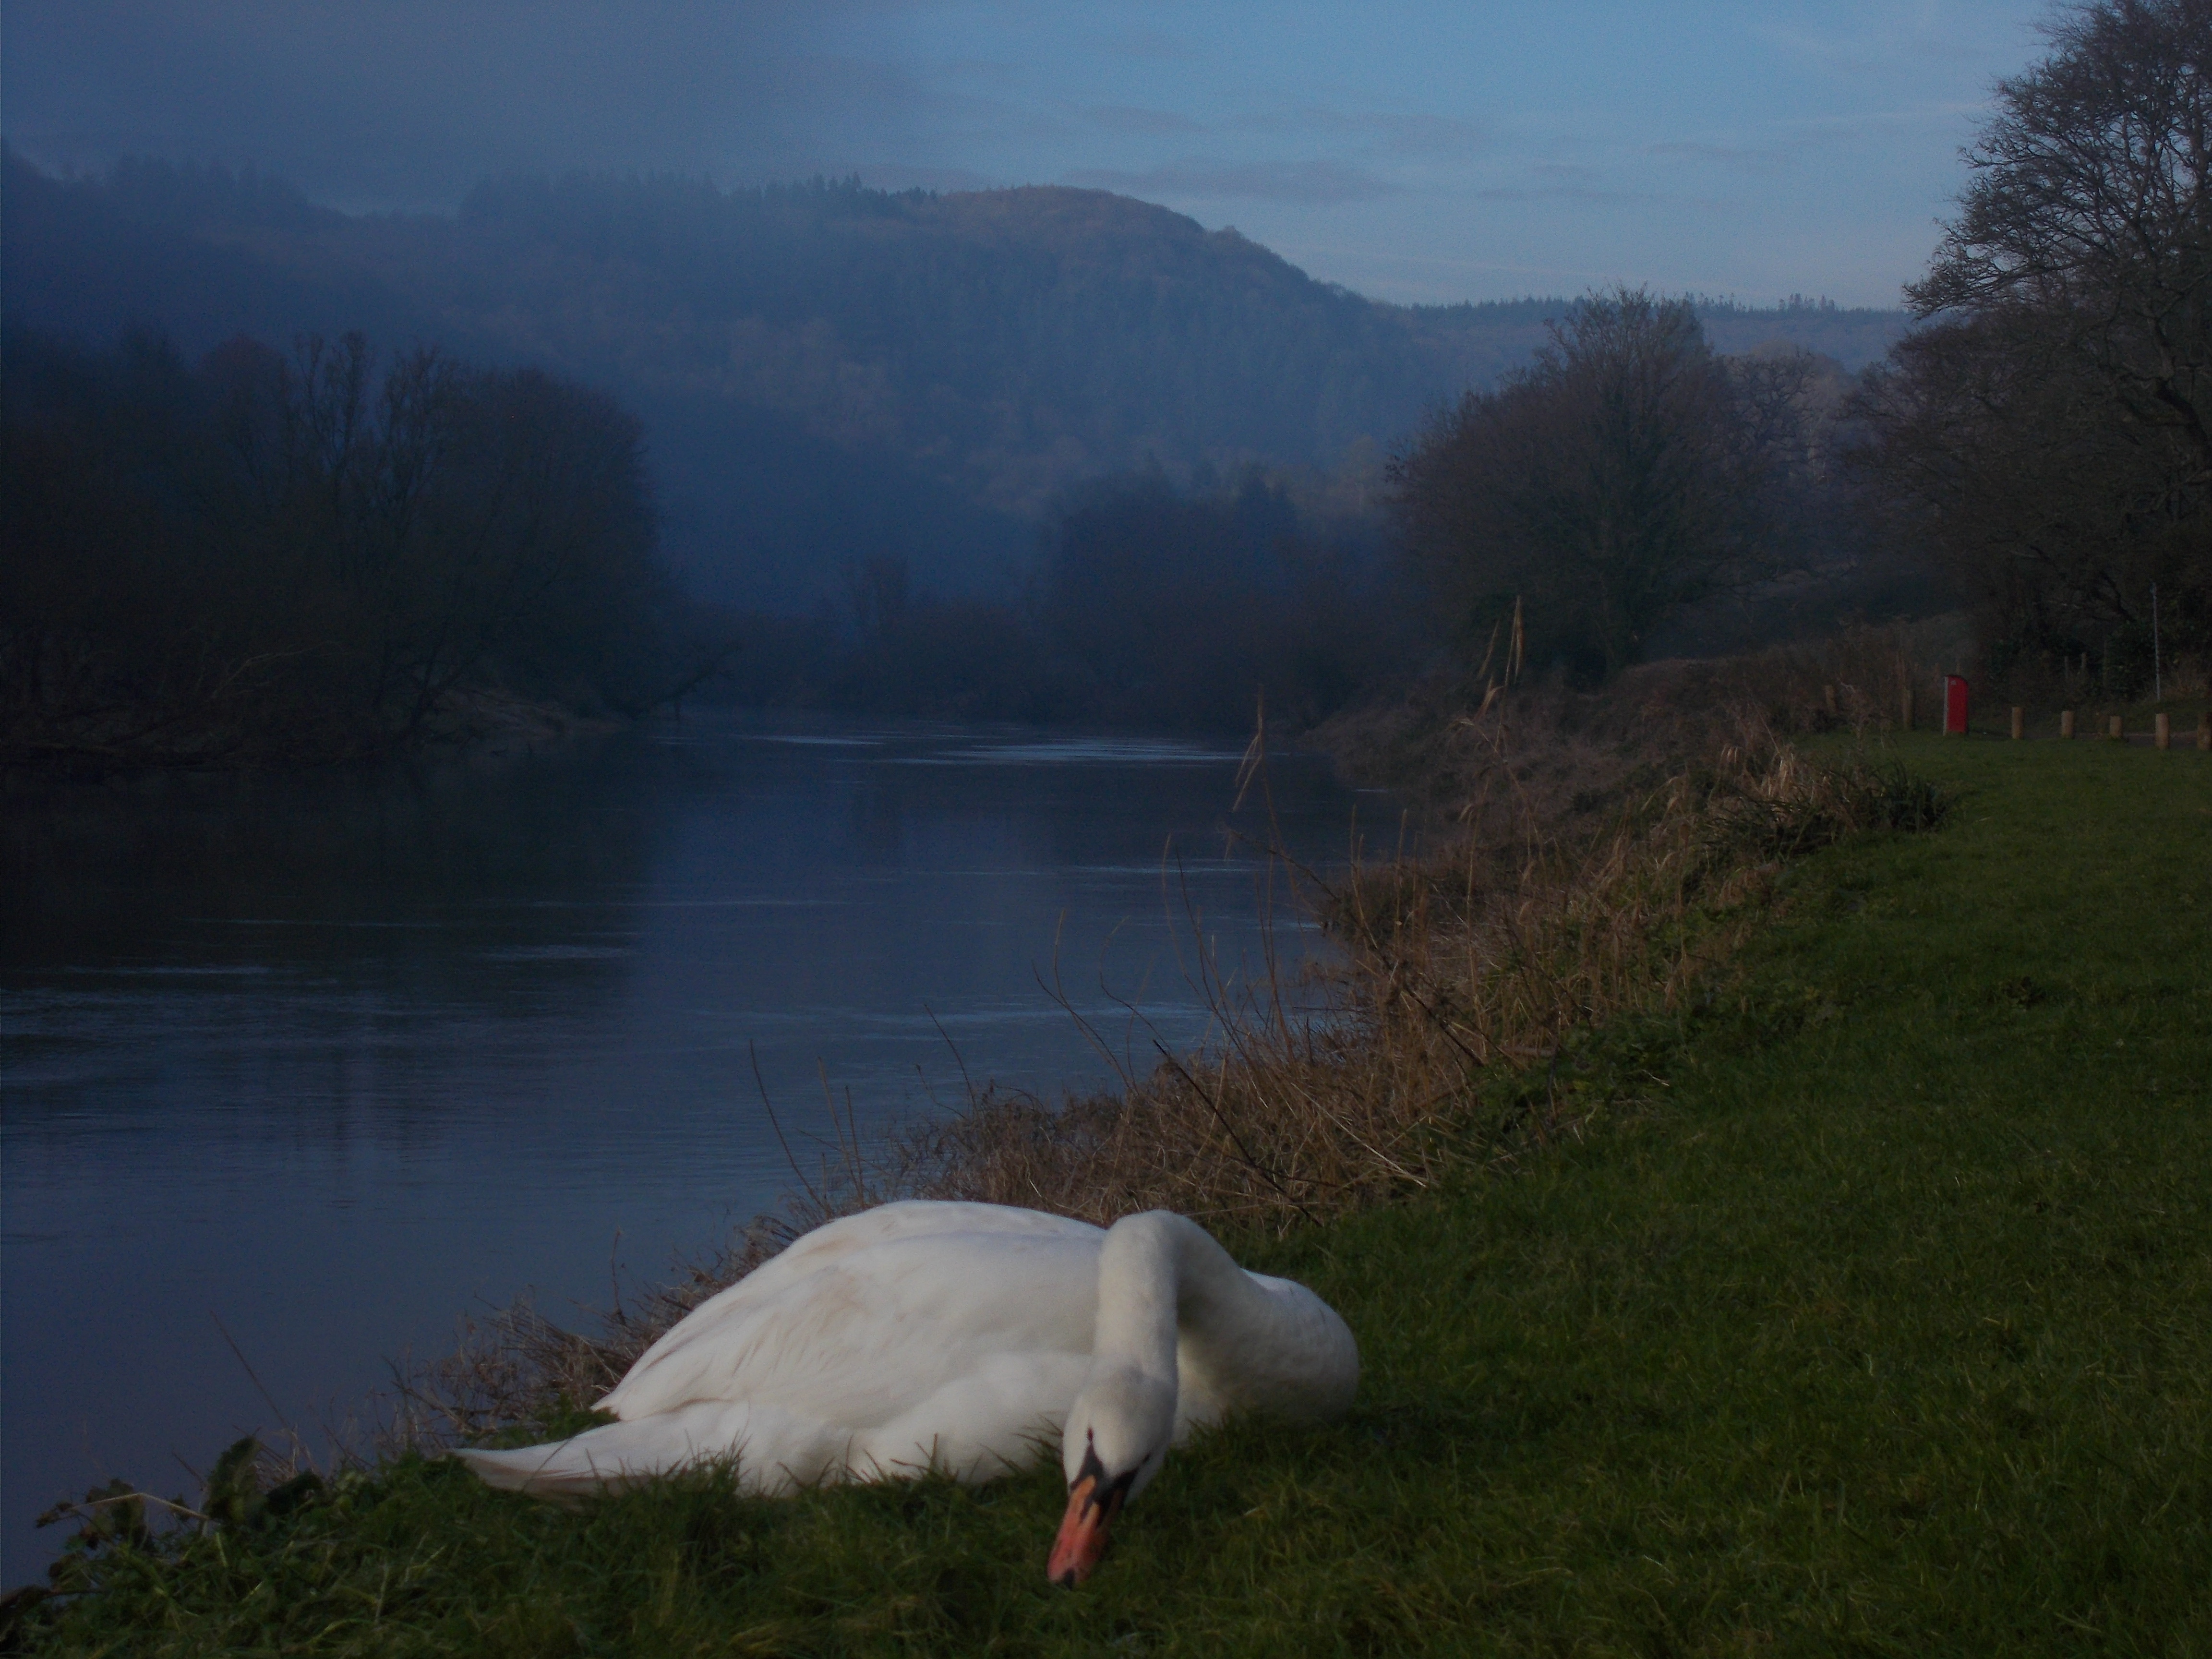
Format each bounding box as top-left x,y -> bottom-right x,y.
1390,289 -> 1786,681
1856,0 -> 2212,691
2,327 -> 718,767
1911,0 -> 2212,480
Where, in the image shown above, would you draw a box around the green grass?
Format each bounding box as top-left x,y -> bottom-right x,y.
20,735 -> 2211,1656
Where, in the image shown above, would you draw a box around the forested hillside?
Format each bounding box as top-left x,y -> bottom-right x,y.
2,150 -> 1906,610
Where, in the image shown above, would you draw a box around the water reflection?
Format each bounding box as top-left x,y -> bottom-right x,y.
0,716 -> 1367,1581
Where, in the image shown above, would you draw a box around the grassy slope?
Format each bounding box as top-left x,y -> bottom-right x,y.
26,736 -> 2211,1657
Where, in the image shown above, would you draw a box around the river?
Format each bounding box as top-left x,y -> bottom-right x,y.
0,715 -> 1374,1582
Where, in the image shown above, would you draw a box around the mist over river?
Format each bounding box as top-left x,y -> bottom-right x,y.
0,716 -> 1371,1583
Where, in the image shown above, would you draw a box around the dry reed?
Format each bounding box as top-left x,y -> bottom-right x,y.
385,687 -> 1947,1452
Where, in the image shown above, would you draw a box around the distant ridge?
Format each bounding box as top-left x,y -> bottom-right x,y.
1,149 -> 1908,607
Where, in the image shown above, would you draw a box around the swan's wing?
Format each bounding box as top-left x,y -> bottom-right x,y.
854,1349 -> 1091,1485
463,1349 -> 1091,1502
461,1205 -> 1109,1504
771,1202 -> 1100,1268
776,1201 -> 1099,1260
600,1223 -> 1102,1427
843,1201 -> 1102,1243
620,1202 -> 1100,1374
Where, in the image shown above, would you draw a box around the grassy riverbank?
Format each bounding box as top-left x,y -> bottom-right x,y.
17,733 -> 2209,1655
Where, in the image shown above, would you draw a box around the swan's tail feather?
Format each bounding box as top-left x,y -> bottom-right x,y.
453,1402 -> 842,1503
452,1441 -> 656,1506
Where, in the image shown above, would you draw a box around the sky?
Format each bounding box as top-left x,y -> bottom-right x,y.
3,0 -> 2056,307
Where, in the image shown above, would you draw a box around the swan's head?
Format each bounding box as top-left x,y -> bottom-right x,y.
1047,1367 -> 1174,1587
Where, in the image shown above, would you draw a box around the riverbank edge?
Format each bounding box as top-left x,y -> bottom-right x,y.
0,684 -> 628,779
6,703 -> 1977,1627
16,734 -> 2210,1651
369,698 -> 1953,1445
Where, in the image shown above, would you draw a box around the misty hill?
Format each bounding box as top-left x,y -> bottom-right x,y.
2,150 -> 1909,608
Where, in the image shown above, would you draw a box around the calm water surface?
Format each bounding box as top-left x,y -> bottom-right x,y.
0,715 -> 1371,1579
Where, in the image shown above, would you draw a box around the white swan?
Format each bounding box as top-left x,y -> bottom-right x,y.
455,1200 -> 1358,1583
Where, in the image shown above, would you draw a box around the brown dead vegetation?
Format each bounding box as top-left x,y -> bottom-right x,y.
388,638 -> 1954,1451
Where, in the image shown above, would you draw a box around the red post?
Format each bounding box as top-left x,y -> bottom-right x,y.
1943,674 -> 1970,736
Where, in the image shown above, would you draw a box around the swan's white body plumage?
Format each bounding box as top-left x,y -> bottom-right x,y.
457,1200 -> 1357,1502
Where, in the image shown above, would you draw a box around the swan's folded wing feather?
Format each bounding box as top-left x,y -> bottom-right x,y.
599,1202 -> 1100,1405
600,1226 -> 1103,1426
853,1349 -> 1090,1484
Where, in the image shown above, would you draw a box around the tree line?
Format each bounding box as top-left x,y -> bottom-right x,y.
5,146 -> 1904,613
9,0 -> 2203,761
1851,0 -> 2212,699
1389,289 -> 1839,684
2,327 -> 731,767
721,467 -> 1406,732
1389,0 -> 2209,706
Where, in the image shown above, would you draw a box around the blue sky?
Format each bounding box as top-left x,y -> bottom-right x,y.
4,1 -> 2055,306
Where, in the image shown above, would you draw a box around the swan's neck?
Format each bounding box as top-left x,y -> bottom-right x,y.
1091,1214 -> 1250,1388
1051,1210 -> 1357,1585
1083,1211 -> 1355,1449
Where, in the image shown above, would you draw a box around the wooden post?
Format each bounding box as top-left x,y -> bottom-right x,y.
1901,687 -> 1915,731
2060,709 -> 2075,739
2155,712 -> 2171,750
1824,684 -> 1838,717
2010,706 -> 2024,740
2108,714 -> 2125,741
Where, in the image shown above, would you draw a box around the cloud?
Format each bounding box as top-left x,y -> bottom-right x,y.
1096,26 -> 1202,63
1276,241 -> 1608,285
1640,98 -> 1990,180
1237,106 -> 1492,159
1751,15 -> 1999,75
1646,139 -> 1787,170
0,0 -> 926,209
1064,156 -> 1401,205
1471,181 -> 1645,205
1086,104 -> 1208,138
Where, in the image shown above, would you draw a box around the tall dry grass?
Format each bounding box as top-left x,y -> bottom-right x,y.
1313,617 -> 1973,809
387,690 -> 1948,1451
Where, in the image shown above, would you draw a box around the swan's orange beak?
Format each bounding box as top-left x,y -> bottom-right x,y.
1046,1472 -> 1121,1587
